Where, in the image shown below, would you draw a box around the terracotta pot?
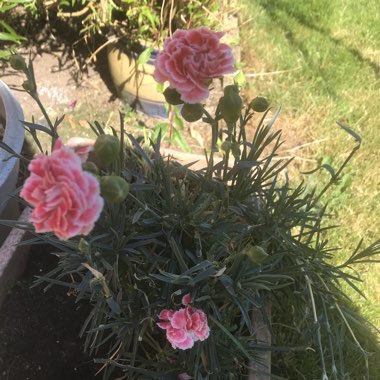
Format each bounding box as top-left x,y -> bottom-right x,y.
107,41 -> 167,118
0,80 -> 25,245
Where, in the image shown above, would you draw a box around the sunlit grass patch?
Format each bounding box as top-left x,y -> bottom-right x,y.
240,0 -> 380,349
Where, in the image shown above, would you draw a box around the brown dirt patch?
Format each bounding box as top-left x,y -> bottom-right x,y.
0,245 -> 95,380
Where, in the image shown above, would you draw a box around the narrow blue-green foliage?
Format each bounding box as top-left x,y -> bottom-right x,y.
26,101 -> 379,379
2,56 -> 379,379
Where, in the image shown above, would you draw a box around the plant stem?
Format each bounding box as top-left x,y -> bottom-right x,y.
309,143 -> 360,210
31,92 -> 58,150
203,107 -> 218,178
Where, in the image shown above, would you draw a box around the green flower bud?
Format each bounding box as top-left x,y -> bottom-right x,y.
100,175 -> 129,203
221,140 -> 232,153
93,134 -> 120,167
9,54 -> 27,71
242,245 -> 269,264
231,142 -> 241,159
219,85 -> 243,124
78,238 -> 90,254
250,96 -> 270,112
163,87 -> 184,105
22,80 -> 35,93
223,84 -> 239,97
82,161 -> 99,176
181,103 -> 204,122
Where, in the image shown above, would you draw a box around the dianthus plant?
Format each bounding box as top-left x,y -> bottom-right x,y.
3,28 -> 380,380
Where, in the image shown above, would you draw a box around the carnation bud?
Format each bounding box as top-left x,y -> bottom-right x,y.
22,80 -> 35,93
231,142 -> 240,159
163,87 -> 184,105
242,245 -> 269,264
219,85 -> 243,124
250,96 -> 270,112
78,238 -> 90,254
221,140 -> 231,153
93,134 -> 120,167
181,103 -> 204,122
9,54 -> 27,71
82,161 -> 99,176
223,84 -> 239,97
100,175 -> 129,203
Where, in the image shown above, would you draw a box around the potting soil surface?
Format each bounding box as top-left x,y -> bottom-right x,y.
0,246 -> 96,380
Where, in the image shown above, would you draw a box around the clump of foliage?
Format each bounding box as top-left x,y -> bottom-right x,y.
2,49 -> 380,380
0,0 -> 218,61
0,0 -> 29,58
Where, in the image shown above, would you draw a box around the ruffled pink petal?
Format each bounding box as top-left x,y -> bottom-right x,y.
178,373 -> 192,380
20,140 -> 104,240
158,309 -> 175,321
153,28 -> 234,103
157,322 -> 171,330
167,327 -> 194,350
182,294 -> 192,306
171,309 -> 189,329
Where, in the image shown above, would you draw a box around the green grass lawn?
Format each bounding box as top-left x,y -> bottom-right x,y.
240,0 -> 380,375
240,0 -> 380,321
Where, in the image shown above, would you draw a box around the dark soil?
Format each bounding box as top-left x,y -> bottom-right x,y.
0,245 -> 96,380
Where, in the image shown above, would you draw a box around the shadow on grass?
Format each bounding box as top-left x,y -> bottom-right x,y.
270,291 -> 380,378
258,0 -> 380,76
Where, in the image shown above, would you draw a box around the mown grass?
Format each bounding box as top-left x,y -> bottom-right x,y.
240,0 -> 380,322
239,0 -> 380,376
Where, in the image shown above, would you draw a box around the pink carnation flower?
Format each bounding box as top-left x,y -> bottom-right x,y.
182,293 -> 192,306
154,28 -> 235,104
66,137 -> 95,163
20,139 -> 104,240
178,373 -> 192,380
157,302 -> 210,350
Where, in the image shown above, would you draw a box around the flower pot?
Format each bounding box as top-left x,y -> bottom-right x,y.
0,80 -> 25,245
107,41 -> 167,118
0,207 -> 31,308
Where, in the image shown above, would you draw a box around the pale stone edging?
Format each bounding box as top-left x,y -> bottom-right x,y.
0,207 -> 32,308
0,79 -> 25,247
